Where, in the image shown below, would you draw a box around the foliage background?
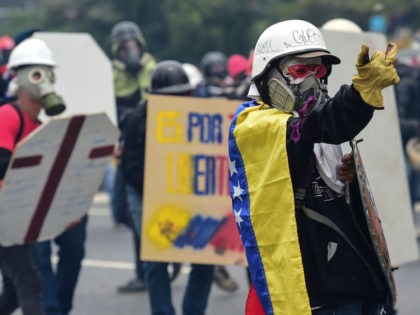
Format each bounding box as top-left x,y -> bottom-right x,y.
0,0 -> 419,64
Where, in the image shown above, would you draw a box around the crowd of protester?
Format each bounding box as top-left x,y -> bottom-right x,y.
0,11 -> 419,314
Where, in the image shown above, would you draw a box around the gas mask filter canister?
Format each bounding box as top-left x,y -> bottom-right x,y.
266,67 -> 296,112
118,40 -> 142,72
15,65 -> 66,116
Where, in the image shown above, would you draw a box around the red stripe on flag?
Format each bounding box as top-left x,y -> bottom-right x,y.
88,145 -> 114,159
11,155 -> 42,168
24,115 -> 85,243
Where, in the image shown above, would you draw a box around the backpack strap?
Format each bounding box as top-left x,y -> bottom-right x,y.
10,103 -> 24,145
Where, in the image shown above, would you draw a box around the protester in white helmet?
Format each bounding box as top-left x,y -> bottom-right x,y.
6,38 -> 65,116
0,37 -> 65,315
228,19 -> 400,315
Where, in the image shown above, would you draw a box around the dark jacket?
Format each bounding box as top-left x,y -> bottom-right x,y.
229,84 -> 388,311
120,100 -> 147,193
286,85 -> 386,307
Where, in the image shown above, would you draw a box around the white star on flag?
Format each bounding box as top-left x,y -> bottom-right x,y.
234,208 -> 243,228
229,158 -> 238,176
232,182 -> 244,200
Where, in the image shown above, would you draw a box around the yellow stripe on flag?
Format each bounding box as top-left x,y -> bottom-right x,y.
234,105 -> 311,315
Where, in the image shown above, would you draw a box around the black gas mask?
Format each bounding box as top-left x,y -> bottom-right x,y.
117,39 -> 143,73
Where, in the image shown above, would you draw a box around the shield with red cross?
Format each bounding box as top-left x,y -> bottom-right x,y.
0,113 -> 118,246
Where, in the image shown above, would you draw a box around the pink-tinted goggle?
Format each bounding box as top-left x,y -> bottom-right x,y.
285,64 -> 328,80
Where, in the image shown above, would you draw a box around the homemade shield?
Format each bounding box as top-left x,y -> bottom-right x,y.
352,139 -> 397,302
34,32 -> 117,125
0,113 -> 118,245
322,29 -> 418,265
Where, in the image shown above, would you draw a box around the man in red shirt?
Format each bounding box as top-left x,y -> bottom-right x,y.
0,37 -> 65,315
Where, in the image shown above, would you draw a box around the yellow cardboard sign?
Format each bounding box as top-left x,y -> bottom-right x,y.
141,95 -> 246,265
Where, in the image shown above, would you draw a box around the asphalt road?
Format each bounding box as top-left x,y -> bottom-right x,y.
12,193 -> 420,314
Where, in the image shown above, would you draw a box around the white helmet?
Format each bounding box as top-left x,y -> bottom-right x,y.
251,19 -> 340,81
7,38 -> 56,70
182,63 -> 203,88
322,18 -> 363,33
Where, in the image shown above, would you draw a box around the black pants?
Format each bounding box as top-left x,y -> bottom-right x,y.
0,244 -> 45,315
312,300 -> 397,315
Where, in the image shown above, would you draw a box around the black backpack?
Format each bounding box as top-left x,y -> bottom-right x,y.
12,104 -> 24,145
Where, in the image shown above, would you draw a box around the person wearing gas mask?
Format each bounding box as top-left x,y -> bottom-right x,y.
3,36 -> 86,315
0,37 -> 66,315
228,20 -> 400,315
110,20 -> 157,293
111,20 -> 157,127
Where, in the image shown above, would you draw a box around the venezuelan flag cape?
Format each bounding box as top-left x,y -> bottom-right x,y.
228,100 -> 311,315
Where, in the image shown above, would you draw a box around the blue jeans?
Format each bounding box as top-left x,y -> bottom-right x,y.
313,301 -> 387,315
0,245 -> 45,315
112,164 -> 131,227
125,184 -> 142,236
144,262 -> 214,315
103,162 -> 116,220
31,215 -> 88,315
125,184 -> 145,280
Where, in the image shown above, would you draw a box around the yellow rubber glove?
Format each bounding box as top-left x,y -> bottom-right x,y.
352,43 -> 400,109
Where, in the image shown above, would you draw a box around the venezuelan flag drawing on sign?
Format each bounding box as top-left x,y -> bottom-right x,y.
141,95 -> 246,266
228,100 -> 311,315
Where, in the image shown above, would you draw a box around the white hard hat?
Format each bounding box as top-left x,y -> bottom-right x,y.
182,63 -> 203,88
251,19 -> 340,81
7,38 -> 56,70
322,18 -> 363,33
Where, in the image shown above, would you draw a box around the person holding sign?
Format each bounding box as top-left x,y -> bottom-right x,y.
228,19 -> 400,315
120,60 -> 214,315
0,37 -> 66,315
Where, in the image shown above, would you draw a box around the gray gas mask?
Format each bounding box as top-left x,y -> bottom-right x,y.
291,74 -> 327,111
266,67 -> 328,114
15,65 -> 66,116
